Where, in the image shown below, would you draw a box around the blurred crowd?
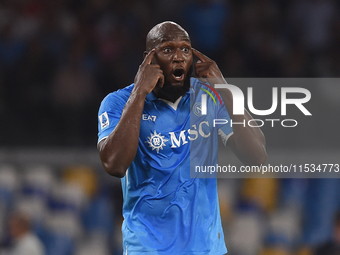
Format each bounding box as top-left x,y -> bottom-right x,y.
0,164 -> 123,255
0,0 -> 339,147
1,163 -> 340,255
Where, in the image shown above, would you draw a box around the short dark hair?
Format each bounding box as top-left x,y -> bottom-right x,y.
145,21 -> 190,51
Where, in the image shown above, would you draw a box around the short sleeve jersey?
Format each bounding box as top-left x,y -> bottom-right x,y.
98,78 -> 233,255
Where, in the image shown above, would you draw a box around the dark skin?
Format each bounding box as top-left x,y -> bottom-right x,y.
98,22 -> 266,177
146,22 -> 193,102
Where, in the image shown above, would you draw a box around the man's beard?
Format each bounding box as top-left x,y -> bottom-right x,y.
156,65 -> 193,101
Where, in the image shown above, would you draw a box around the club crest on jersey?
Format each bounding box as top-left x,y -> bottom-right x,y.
146,130 -> 168,153
99,112 -> 109,130
193,102 -> 202,116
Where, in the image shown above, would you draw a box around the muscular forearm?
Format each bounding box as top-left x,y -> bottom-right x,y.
98,49 -> 163,177
218,88 -> 267,165
98,88 -> 147,177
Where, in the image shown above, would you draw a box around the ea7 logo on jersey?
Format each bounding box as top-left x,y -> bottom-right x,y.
142,114 -> 157,121
99,112 -> 109,130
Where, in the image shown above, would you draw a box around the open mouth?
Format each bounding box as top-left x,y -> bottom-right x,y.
172,68 -> 185,82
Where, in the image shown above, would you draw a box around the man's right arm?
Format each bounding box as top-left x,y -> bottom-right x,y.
98,49 -> 164,178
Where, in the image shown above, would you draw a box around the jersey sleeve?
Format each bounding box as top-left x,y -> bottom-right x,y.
97,92 -> 127,145
216,95 -> 234,146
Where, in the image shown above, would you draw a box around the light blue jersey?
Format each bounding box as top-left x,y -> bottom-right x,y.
98,78 -> 233,255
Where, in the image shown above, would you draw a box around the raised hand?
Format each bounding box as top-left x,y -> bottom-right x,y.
134,49 -> 165,96
192,48 -> 226,86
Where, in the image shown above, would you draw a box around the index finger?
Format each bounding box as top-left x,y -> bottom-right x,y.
192,48 -> 212,62
142,49 -> 156,65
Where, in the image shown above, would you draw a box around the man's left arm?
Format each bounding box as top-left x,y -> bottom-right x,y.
193,49 -> 267,166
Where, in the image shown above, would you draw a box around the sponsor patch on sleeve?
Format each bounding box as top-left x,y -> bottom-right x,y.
99,112 -> 109,130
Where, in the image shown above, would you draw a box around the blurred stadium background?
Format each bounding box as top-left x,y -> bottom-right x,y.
0,0 -> 340,254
